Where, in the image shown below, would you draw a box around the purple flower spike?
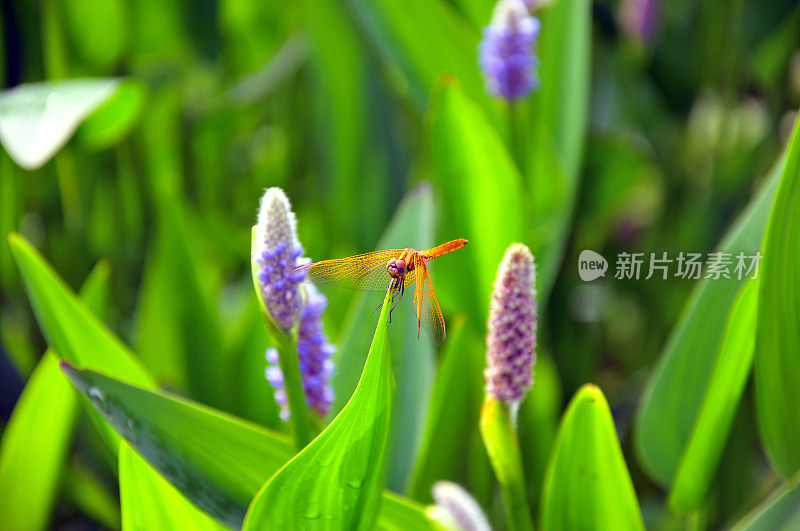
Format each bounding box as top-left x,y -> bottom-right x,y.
264,285 -> 336,419
485,243 -> 537,404
253,187 -> 336,420
479,0 -> 540,101
252,188 -> 309,330
620,0 -> 661,42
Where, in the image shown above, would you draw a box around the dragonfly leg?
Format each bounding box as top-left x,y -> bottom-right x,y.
375,278 -> 399,318
390,281 -> 405,316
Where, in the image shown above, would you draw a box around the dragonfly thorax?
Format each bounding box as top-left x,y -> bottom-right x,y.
387,252 -> 416,278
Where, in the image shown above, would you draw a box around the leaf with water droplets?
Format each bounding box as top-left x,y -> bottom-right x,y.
0,79 -> 121,170
244,289 -> 395,530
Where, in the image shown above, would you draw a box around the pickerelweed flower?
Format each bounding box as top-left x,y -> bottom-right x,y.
428,481 -> 492,531
265,284 -> 336,419
485,243 -> 537,403
479,0 -> 541,100
253,187 -> 335,420
619,0 -> 661,42
253,187 -> 307,330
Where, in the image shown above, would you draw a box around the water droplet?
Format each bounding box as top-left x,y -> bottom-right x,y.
319,455 -> 335,468
347,479 -> 363,489
126,418 -> 140,442
303,503 -> 321,520
87,386 -> 108,411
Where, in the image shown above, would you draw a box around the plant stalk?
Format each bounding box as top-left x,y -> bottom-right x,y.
480,397 -> 535,531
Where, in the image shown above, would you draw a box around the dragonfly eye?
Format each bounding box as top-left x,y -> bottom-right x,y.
387,259 -> 400,278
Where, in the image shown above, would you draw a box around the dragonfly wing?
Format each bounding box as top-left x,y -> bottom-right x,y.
413,260 -> 446,346
296,249 -> 402,292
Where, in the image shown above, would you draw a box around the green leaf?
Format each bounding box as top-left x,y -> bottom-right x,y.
0,261 -> 110,531
733,469 -> 800,530
60,361 -> 427,529
541,384 -> 644,531
429,81 -> 528,325
119,444 -> 227,531
634,160 -> 781,486
76,79 -> 147,150
342,0 -> 486,114
0,79 -> 121,170
755,117 -> 800,477
668,279 -> 759,511
7,231 -> 183,494
8,234 -> 155,389
62,362 -> 292,528
244,289 -> 394,530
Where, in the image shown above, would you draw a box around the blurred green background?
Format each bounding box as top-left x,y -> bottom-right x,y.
1,0 -> 800,529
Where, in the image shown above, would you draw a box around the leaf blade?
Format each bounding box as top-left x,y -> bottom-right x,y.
541,384 -> 644,531
244,289 -> 394,530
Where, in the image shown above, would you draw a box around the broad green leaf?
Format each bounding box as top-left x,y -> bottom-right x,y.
733,470 -> 800,530
378,493 -> 433,531
62,363 -> 292,528
0,262 -> 110,531
634,160 -> 781,486
342,0 -> 486,114
6,232 -> 170,452
541,384 -> 644,531
61,363 -> 428,529
120,444 -> 226,531
429,81 -> 528,324
755,117 -> 800,477
76,79 -> 147,150
407,316 -> 484,502
330,183 -> 435,492
244,289 -> 394,530
8,233 -> 154,389
668,279 -> 758,511
0,79 -> 121,170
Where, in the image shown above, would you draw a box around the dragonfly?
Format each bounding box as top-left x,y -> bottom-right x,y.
293,239 -> 468,345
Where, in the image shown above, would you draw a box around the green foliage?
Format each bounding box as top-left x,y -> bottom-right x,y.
754,116 -> 800,477
429,81 -> 527,322
0,262 -> 109,531
634,161 -> 780,487
541,385 -> 644,531
2,0 -> 800,528
244,290 -> 393,530
668,279 -> 758,511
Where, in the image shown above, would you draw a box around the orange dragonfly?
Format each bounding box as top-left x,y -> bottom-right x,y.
293,239 -> 468,345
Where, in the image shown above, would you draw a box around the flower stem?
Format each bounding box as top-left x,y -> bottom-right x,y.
274,332 -> 313,450
480,397 -> 534,531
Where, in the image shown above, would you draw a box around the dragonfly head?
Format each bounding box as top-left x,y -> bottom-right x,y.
387,258 -> 408,278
